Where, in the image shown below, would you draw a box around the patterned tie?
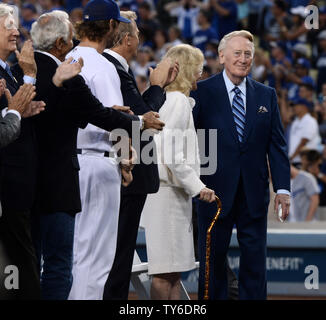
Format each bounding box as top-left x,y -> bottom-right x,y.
232,86 -> 246,142
5,63 -> 14,81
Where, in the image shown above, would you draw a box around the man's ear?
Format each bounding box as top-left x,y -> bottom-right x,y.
55,37 -> 65,51
109,19 -> 118,32
219,50 -> 225,64
126,34 -> 131,46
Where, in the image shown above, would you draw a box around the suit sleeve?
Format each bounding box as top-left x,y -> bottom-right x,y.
119,69 -> 165,115
268,88 -> 291,192
60,75 -> 139,136
159,94 -> 205,196
0,113 -> 20,148
141,85 -> 166,113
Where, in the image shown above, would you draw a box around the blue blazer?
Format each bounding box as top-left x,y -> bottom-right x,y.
191,72 -> 290,219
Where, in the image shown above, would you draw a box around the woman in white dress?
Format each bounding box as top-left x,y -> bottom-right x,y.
141,44 -> 216,300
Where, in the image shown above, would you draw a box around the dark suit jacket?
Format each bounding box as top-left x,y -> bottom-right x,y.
0,65 -> 38,211
30,52 -> 139,215
103,52 -> 166,195
0,112 -> 20,148
191,72 -> 290,219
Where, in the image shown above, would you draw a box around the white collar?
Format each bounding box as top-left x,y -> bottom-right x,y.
0,58 -> 7,70
222,69 -> 246,96
104,49 -> 129,73
35,50 -> 62,66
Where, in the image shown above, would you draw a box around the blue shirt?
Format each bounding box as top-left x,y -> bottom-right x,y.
21,19 -> 36,32
212,0 -> 238,40
192,28 -> 219,52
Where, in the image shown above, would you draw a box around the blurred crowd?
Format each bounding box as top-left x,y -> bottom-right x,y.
3,0 -> 326,222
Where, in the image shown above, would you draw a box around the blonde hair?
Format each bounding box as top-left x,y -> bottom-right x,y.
111,11 -> 137,48
163,44 -> 204,96
218,30 -> 255,56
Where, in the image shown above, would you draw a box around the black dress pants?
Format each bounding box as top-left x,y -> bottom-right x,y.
0,208 -> 40,299
103,194 -> 147,300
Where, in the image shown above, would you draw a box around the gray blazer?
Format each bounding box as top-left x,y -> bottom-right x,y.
0,111 -> 21,216
0,112 -> 21,148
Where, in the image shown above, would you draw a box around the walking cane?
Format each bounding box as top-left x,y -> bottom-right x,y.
204,195 -> 222,300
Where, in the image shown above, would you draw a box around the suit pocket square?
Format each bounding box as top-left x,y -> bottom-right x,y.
258,106 -> 268,113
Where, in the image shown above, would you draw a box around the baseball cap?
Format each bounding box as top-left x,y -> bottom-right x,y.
290,6 -> 308,18
296,57 -> 310,69
290,97 -> 314,110
22,3 -> 37,13
204,50 -> 217,59
292,43 -> 308,57
83,0 -> 130,23
319,7 -> 326,15
270,41 -> 287,52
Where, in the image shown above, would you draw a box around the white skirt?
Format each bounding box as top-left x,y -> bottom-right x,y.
69,153 -> 121,300
141,185 -> 196,275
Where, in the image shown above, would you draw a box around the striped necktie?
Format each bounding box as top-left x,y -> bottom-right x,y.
232,86 -> 246,142
5,64 -> 15,82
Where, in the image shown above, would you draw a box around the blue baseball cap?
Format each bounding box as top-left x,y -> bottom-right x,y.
290,97 -> 314,110
320,7 -> 326,15
204,50 -> 217,59
22,3 -> 37,13
296,57 -> 310,69
83,0 -> 130,23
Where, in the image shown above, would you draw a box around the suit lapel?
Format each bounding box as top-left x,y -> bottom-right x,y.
243,77 -> 257,142
217,73 -> 239,144
102,52 -> 141,94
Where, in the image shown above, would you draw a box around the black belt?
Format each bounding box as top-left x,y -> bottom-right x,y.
76,149 -> 115,158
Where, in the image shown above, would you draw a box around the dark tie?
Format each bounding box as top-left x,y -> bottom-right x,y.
232,86 -> 246,142
5,63 -> 14,81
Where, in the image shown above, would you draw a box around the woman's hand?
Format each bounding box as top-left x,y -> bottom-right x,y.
199,187 -> 216,203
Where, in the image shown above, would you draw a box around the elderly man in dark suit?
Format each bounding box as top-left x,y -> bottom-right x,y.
28,9 -> 164,300
0,81 -> 40,299
0,3 -> 46,300
191,30 -> 291,300
102,10 -> 178,300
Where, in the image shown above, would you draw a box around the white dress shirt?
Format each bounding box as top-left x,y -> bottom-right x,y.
103,49 -> 144,128
104,49 -> 129,72
223,69 -> 247,111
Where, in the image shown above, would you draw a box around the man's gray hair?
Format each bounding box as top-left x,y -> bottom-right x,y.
218,30 -> 255,56
111,11 -> 137,48
31,10 -> 70,52
0,3 -> 14,19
